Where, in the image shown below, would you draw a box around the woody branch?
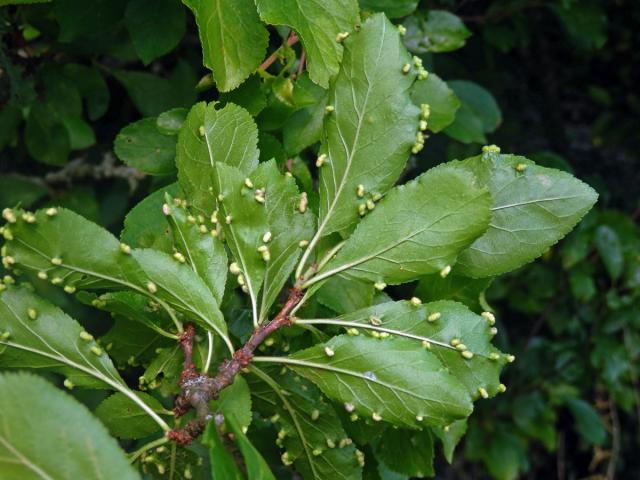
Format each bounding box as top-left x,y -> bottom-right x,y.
168,287 -> 304,445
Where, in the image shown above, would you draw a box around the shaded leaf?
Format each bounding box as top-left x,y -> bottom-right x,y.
125,0 -> 186,65
95,392 -> 170,439
114,118 -> 177,176
404,10 -> 471,53
374,428 -> 433,477
410,73 -> 460,132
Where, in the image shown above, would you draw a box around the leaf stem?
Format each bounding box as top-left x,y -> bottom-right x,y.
259,32 -> 299,71
127,436 -> 169,464
295,318 -> 458,350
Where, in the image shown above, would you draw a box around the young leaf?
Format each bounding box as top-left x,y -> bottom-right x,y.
114,118 -> 177,176
164,195 -> 227,303
125,0 -> 186,65
95,392 -> 170,439
258,335 -> 473,428
183,0 -> 268,92
251,160 -> 315,320
317,300 -> 508,398
255,0 -> 359,88
308,163 -> 491,286
0,372 -> 140,480
249,366 -> 363,480
454,153 -> 599,277
410,72 -> 460,132
176,102 -> 260,214
315,13 -> 420,238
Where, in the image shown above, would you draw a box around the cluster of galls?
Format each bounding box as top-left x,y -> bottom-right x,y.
272,412 -> 365,468
139,445 -> 199,478
413,103 -> 431,154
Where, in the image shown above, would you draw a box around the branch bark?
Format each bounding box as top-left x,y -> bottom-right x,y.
168,287 -> 304,445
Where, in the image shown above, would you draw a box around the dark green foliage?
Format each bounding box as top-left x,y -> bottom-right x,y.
1,0 -> 636,479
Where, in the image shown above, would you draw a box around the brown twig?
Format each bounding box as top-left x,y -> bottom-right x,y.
259,32 -> 299,71
168,288 -> 304,445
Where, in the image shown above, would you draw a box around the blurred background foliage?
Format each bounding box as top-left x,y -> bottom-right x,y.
0,0 -> 638,478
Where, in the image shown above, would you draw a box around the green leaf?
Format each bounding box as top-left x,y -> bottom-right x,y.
454,153 -> 598,278
183,0 -> 268,92
0,0 -> 51,5
226,414 -> 276,480
0,372 -> 140,480
95,392 -> 169,439
121,183 -> 180,251
317,13 -> 420,237
565,397 -> 607,445
5,208 -> 230,345
360,0 -> 418,18
204,422 -> 244,480
374,428 -> 433,477
410,73 -> 460,132
444,81 -> 501,143
25,102 -> 70,166
133,248 -> 229,341
125,0 -> 186,65
415,274 -> 492,310
313,163 -> 491,286
211,376 -> 253,431
466,427 -> 527,480
594,225 -> 624,280
0,175 -> 48,209
316,275 -> 375,315
282,74 -> 329,155
113,69 -> 193,117
404,10 -> 471,53
251,160 -> 315,320
219,74 -> 268,116
249,366 -> 362,480
164,195 -> 227,303
0,286 -> 124,389
255,0 -> 359,88
114,118 -> 177,176
157,107 -> 188,135
177,102 -> 260,214
214,163 -> 270,324
324,299 -> 508,398
276,335 -> 473,428
431,419 -> 467,464
62,64 -> 110,121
